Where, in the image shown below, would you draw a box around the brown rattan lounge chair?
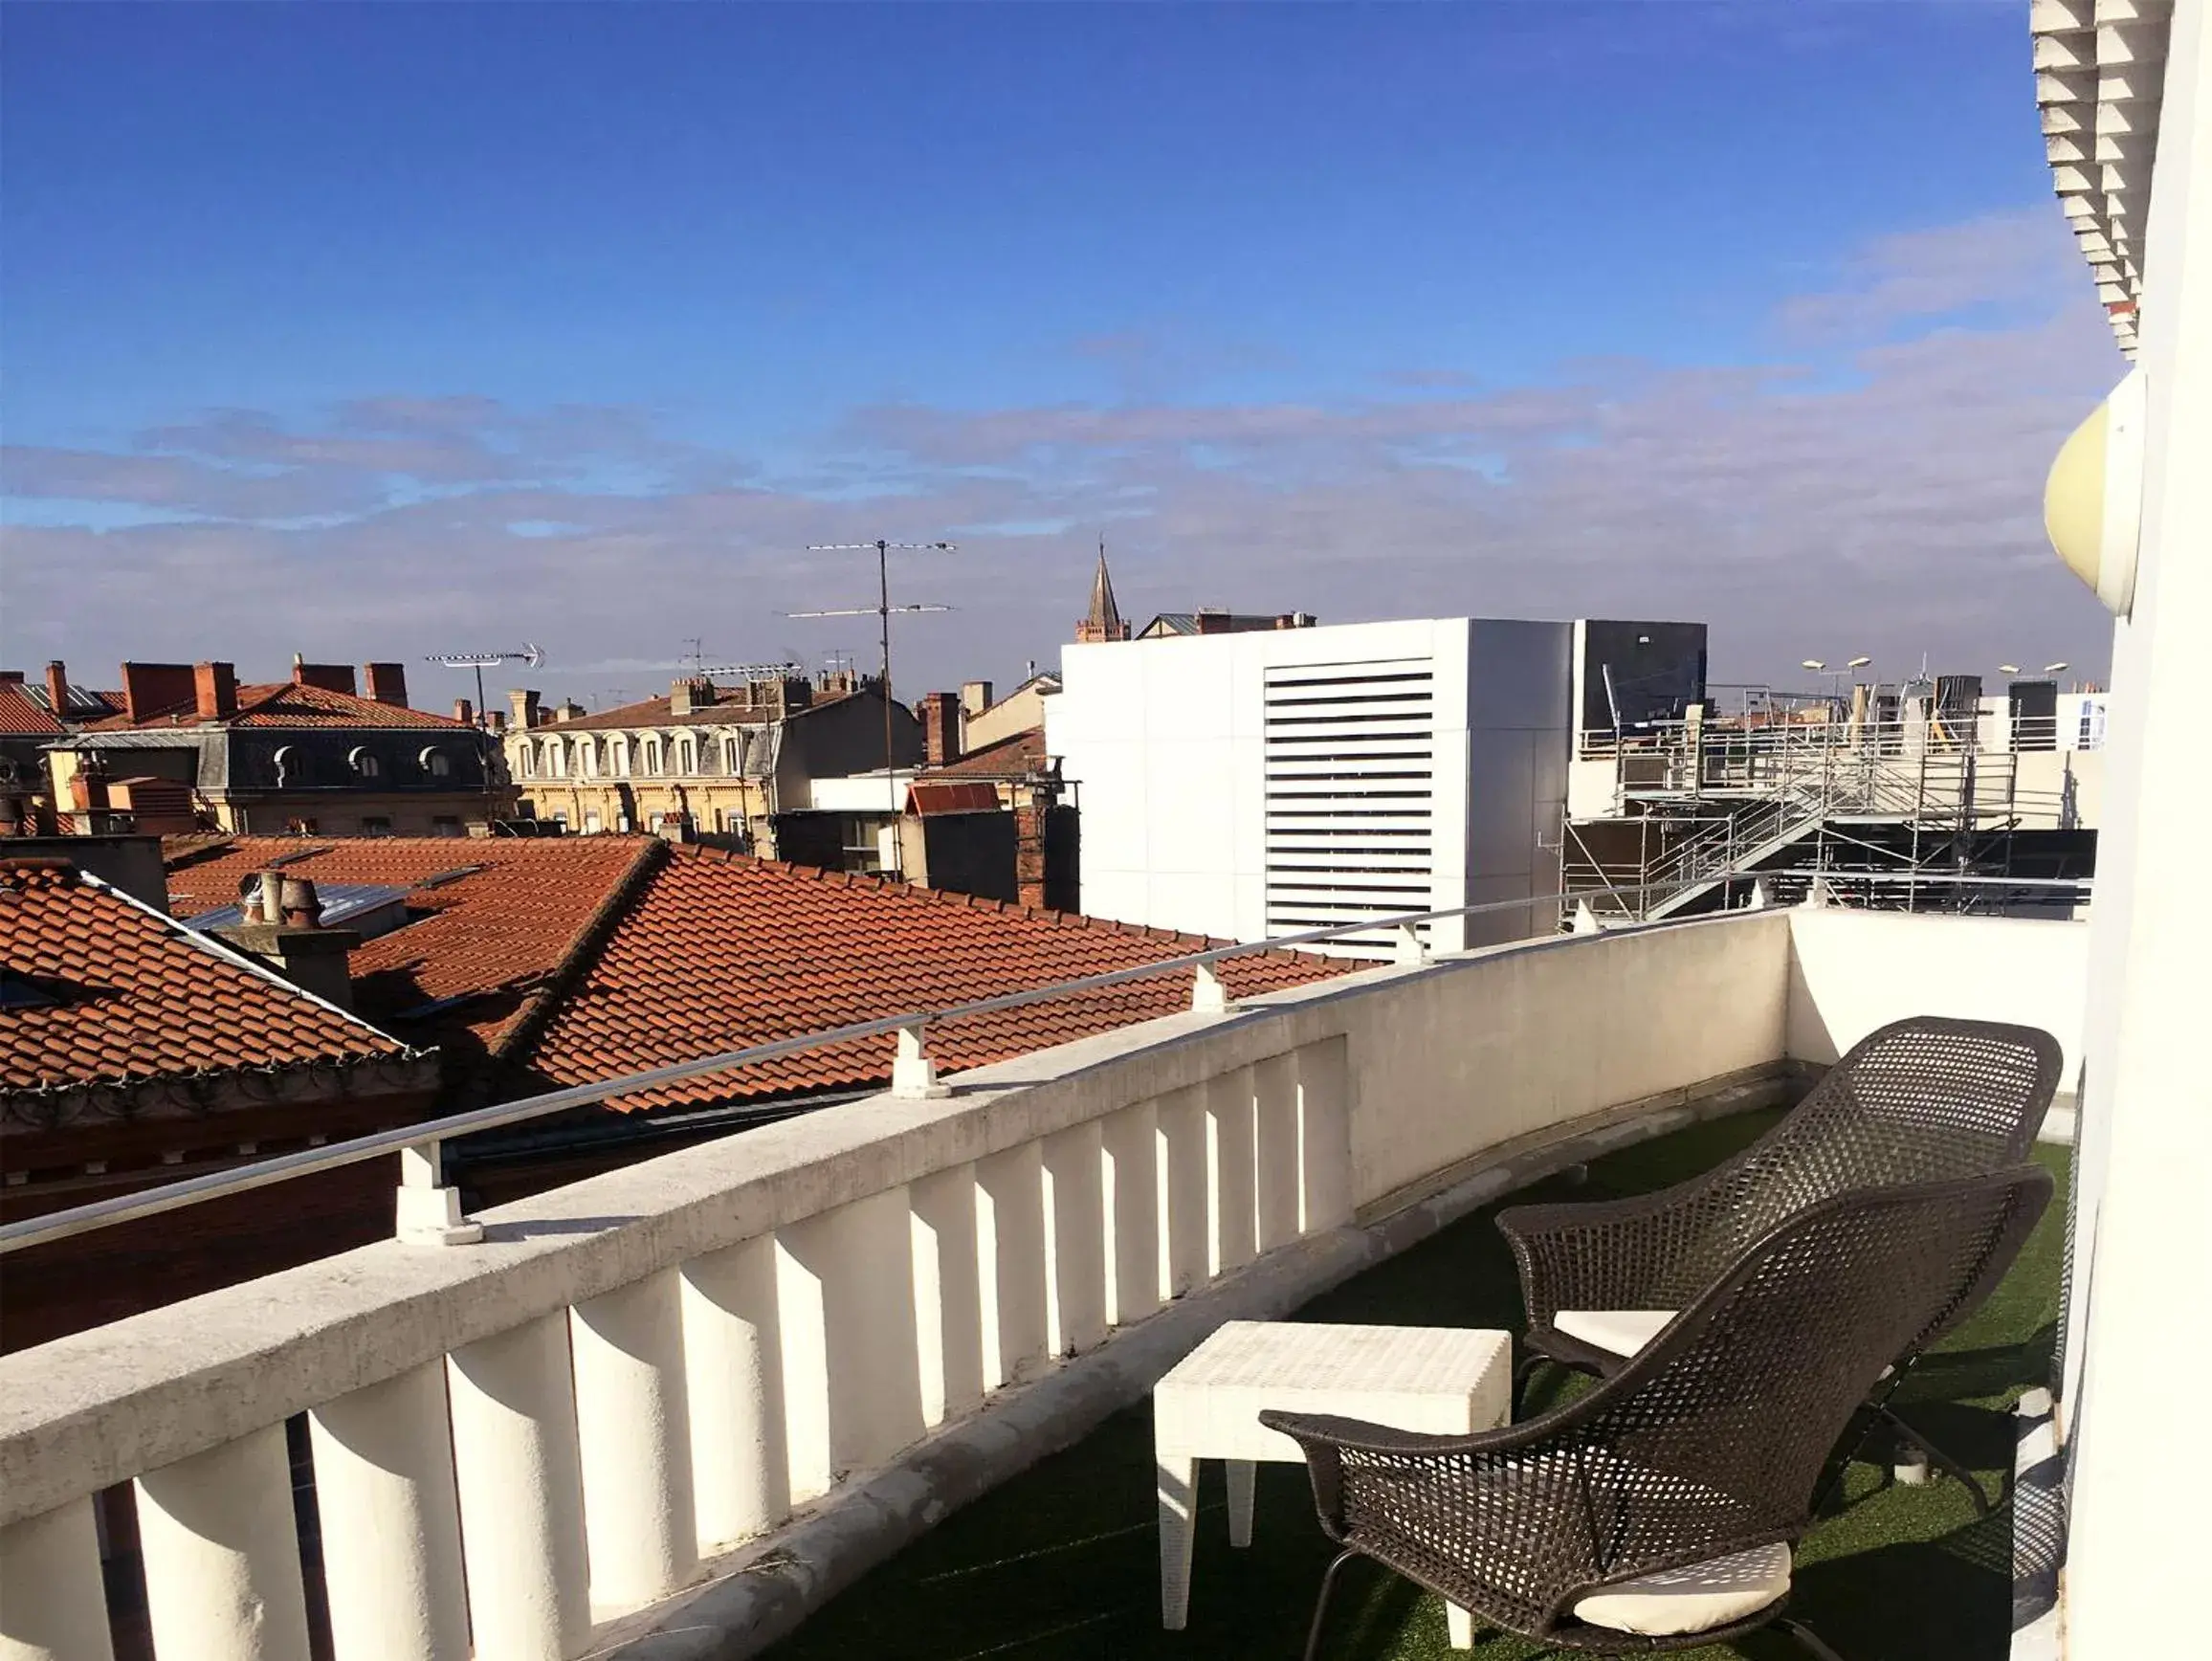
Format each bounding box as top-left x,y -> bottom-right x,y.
1264,1166 -> 2052,1659
1498,1015 -> 2062,1511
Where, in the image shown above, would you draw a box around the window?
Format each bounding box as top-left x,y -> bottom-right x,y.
418,746 -> 453,779
431,816 -> 463,838
577,741 -> 598,779
362,816 -> 393,837
641,740 -> 662,775
609,739 -> 629,777
676,739 -> 697,775
583,809 -> 603,833
519,743 -> 537,779
723,735 -> 744,774
545,741 -> 564,778
347,745 -> 382,779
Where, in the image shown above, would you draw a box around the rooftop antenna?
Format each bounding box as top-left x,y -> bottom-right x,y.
792,539 -> 956,875
424,644 -> 547,728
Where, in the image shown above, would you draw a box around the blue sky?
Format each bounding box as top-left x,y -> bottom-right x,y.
3,2 -> 2125,704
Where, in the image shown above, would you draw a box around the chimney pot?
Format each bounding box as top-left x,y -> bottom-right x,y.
194,661 -> 238,721
278,876 -> 322,926
453,697 -> 476,725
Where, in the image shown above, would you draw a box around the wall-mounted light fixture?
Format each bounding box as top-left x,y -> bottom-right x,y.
2045,366 -> 2145,617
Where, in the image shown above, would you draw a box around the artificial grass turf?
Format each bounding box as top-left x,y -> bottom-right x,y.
765,1109 -> 2070,1661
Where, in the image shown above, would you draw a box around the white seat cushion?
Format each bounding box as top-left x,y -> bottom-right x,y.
1571,1540 -> 1792,1635
1554,1309 -> 1676,1357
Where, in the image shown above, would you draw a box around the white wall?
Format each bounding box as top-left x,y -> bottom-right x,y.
1048,617 -> 1571,948
1783,908 -> 2089,1082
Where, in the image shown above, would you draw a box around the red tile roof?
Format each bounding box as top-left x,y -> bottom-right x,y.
1,858 -> 409,1099
536,687 -> 858,734
89,682 -> 466,732
515,847 -> 1350,1111
0,683 -> 65,737
923,726 -> 1048,780
166,836 -> 656,1074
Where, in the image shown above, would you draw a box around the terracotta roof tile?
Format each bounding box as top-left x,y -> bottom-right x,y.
1,860 -> 407,1096
538,687 -> 858,733
166,836 -> 654,1069
0,683 -> 66,737
517,848 -> 1350,1111
87,682 -> 466,732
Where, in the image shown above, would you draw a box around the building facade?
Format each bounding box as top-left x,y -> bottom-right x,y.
503,671 -> 923,850
35,658 -> 511,839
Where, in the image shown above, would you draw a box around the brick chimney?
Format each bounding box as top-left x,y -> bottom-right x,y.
120,662 -> 199,723
918,692 -> 961,766
453,697 -> 476,726
363,662 -> 409,707
194,660 -> 238,721
509,688 -> 542,729
44,661 -> 68,718
293,658 -> 358,695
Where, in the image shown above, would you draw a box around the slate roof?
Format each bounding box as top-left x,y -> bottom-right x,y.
514,846 -> 1350,1111
85,682 -> 466,732
1,859 -> 409,1103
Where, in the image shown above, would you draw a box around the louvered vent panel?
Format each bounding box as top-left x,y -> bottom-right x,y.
1264,659 -> 1435,956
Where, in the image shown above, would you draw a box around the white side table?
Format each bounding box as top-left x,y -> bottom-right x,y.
1153,1319 -> 1512,1645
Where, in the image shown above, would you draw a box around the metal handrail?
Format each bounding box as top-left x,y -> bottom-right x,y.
2,870 -> 2096,1255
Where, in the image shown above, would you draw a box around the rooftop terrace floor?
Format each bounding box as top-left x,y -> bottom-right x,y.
768,1110 -> 2068,1661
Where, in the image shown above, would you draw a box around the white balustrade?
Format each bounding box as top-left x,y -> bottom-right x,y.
0,1496 -> 114,1661
571,1269 -> 697,1612
908,1164 -> 985,1427
447,1313 -> 592,1661
1100,1099 -> 1161,1328
1041,1119 -> 1108,1357
308,1362 -> 471,1661
136,1423 -> 312,1661
1,908 -> 1897,1661
681,1235 -> 790,1549
975,1143 -> 1050,1389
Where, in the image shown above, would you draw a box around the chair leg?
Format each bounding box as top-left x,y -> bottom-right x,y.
1774,1616 -> 1848,1661
1302,1548 -> 1363,1661
1873,1406 -> 1994,1517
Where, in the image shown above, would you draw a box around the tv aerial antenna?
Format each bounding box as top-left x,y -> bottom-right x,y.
424,644 -> 547,727
791,540 -> 956,872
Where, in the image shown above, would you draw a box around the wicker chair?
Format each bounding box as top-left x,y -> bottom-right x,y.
1264,1167 -> 2052,1659
1498,1015 -> 2062,1510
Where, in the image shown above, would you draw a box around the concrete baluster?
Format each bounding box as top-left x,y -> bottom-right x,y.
975,1143 -> 1050,1388
447,1313 -> 592,1661
1156,1085 -> 1209,1300
1251,1051 -> 1303,1251
909,1165 -> 985,1427
135,1424 -> 312,1661
681,1236 -> 790,1552
775,1188 -> 926,1503
1294,1037 -> 1355,1231
307,1361 -> 471,1661
570,1268 -> 697,1613
1205,1066 -> 1259,1275
1041,1119 -> 1108,1357
1100,1099 -> 1161,1328
0,1496 -> 116,1661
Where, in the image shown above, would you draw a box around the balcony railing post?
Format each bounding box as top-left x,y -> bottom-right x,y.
1041,1121 -> 1108,1358
135,1423 -> 313,1661
1203,1069 -> 1259,1276
682,1235 -> 792,1549
1392,923 -> 1429,966
1155,1085 -> 1209,1300
570,1269 -> 697,1610
1189,961 -> 1235,1014
0,1496 -> 116,1661
907,1166 -> 984,1428
1099,1100 -> 1161,1328
307,1361 -> 471,1661
446,1313 -> 592,1661
395,1141 -> 484,1248
890,1022 -> 951,1100
975,1145 -> 1050,1390
1251,1052 -> 1302,1252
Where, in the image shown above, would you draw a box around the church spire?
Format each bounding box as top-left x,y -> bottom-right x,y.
1077,537 -> 1130,643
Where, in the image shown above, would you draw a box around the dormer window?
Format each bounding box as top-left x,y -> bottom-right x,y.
676,738 -> 697,775
418,746 -> 453,779
347,746 -> 382,779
